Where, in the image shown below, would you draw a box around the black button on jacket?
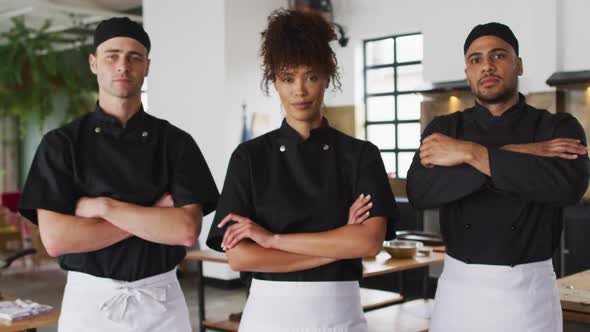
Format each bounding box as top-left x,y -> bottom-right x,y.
407,95 -> 589,265
19,105 -> 219,281
207,119 -> 399,282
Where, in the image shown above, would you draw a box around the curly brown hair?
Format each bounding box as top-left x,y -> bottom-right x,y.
260,9 -> 341,94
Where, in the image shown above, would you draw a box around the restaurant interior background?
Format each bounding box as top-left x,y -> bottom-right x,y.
0,0 -> 589,331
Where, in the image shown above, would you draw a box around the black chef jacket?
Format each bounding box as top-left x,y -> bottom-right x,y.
19,105 -> 219,281
407,95 -> 589,266
207,118 -> 398,282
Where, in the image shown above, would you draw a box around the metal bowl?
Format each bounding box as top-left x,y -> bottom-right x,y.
383,240 -> 424,258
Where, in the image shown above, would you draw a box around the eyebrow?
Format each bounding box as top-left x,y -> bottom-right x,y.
489,47 -> 510,53
466,52 -> 482,60
103,49 -> 145,57
467,47 -> 510,59
280,70 -> 316,76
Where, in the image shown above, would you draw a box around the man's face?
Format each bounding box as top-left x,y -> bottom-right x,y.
89,37 -> 150,100
464,35 -> 522,104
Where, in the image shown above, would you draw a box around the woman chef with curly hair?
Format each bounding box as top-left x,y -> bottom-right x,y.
207,9 -> 398,332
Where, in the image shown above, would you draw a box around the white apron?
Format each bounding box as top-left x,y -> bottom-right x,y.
239,279 -> 368,332
58,268 -> 191,332
430,255 -> 562,332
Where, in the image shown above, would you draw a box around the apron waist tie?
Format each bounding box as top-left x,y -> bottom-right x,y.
99,284 -> 169,322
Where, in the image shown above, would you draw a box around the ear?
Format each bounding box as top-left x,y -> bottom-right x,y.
516,57 -> 523,76
89,53 -> 98,74
145,58 -> 151,77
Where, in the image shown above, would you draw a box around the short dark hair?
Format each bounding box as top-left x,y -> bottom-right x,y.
260,9 -> 341,94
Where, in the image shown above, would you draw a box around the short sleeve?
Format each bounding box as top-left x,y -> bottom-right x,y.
356,142 -> 399,240
206,146 -> 253,252
170,132 -> 219,216
18,132 -> 78,224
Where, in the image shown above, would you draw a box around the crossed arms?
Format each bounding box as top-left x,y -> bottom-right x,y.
407,116 -> 589,209
38,193 -> 202,257
219,194 -> 386,273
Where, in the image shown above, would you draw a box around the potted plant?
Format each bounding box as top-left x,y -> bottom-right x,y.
0,17 -> 97,192
0,17 -> 97,129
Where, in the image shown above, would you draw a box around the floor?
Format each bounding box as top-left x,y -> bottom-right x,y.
1,260 -> 588,332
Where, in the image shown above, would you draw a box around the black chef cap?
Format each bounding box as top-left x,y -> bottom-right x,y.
94,17 -> 151,53
464,22 -> 518,55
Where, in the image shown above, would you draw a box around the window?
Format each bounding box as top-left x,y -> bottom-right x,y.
363,33 -> 423,179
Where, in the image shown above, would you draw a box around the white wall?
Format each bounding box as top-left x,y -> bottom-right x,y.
321,0 -> 585,105
143,0 -> 227,186
143,0 -> 235,279
560,0 -> 590,71
332,0 -> 558,102
323,0 -> 354,106
224,0 -> 286,150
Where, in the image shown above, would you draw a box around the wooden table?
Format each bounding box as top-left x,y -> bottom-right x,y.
185,247 -> 445,332
0,295 -> 59,332
362,247 -> 445,277
557,269 -> 590,324
363,247 -> 445,299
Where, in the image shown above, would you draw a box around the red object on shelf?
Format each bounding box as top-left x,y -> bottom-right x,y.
1,192 -> 22,213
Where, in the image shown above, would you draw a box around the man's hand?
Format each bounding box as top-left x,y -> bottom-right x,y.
75,197 -> 109,219
501,138 -> 587,159
154,193 -> 175,208
420,133 -> 478,167
348,194 -> 373,225
218,214 -> 275,250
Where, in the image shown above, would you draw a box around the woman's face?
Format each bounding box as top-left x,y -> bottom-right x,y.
273,65 -> 328,124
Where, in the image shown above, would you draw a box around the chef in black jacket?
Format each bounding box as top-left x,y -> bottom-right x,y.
206,9 -> 398,332
407,22 -> 589,332
18,17 -> 218,332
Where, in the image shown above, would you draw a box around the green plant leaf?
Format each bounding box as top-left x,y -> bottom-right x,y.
0,17 -> 97,133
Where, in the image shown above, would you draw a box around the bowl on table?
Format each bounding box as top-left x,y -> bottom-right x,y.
383,240 -> 424,258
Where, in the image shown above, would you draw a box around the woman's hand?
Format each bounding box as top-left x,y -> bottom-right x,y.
348,194 -> 373,224
218,213 -> 275,250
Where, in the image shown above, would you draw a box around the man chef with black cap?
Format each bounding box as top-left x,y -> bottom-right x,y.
18,17 -> 218,331
407,22 -> 589,331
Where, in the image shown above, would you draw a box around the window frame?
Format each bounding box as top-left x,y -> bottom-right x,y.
363,32 -> 422,179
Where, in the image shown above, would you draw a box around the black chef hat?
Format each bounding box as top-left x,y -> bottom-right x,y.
94,17 -> 151,53
463,22 -> 518,55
